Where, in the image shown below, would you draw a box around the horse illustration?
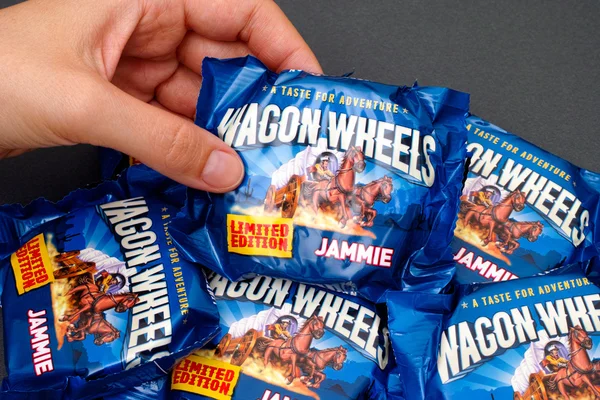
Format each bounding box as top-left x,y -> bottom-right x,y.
349,176 -> 393,227
298,346 -> 347,388
461,189 -> 527,246
60,279 -> 138,325
64,292 -> 139,345
66,311 -> 118,345
494,220 -> 544,254
303,146 -> 366,227
60,278 -> 139,345
260,314 -> 326,384
548,325 -> 600,399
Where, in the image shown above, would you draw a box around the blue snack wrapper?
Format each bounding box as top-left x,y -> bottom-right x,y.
98,147 -> 140,181
103,377 -> 169,400
0,166 -> 220,399
105,271 -> 404,400
453,115 -> 600,283
171,55 -> 470,302
387,262 -> 600,399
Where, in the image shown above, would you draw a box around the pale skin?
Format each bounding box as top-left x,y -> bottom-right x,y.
0,0 -> 321,192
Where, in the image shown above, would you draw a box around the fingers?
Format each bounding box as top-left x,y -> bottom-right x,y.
177,32 -> 251,74
75,80 -> 244,192
155,65 -> 201,118
115,34 -> 252,118
154,34 -> 253,118
148,99 -> 190,121
183,0 -> 321,73
111,56 -> 179,102
239,0 -> 322,73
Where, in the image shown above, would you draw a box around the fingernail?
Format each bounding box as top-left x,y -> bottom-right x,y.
201,150 -> 244,191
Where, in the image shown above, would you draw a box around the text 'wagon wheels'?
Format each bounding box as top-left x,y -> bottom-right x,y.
281,176 -> 302,219
264,185 -> 277,213
214,334 -> 231,358
54,250 -> 81,263
231,329 -> 259,366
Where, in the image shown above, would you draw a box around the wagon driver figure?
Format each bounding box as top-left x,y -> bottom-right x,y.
95,270 -> 117,293
311,156 -> 335,182
462,187 -> 495,207
541,344 -> 568,372
267,319 -> 292,340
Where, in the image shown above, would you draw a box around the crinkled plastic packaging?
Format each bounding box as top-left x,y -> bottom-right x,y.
104,271 -> 404,399
102,377 -> 169,400
98,147 -> 141,181
171,56 -> 470,302
453,115 -> 600,283
0,166 -> 220,399
387,262 -> 600,399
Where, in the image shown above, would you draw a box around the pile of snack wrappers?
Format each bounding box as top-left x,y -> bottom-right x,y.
1,56 -> 599,400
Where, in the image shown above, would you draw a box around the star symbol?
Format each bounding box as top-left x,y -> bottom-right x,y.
262,85 -> 268,91
402,108 -> 409,114
461,301 -> 468,309
161,207 -> 168,212
183,319 -> 188,324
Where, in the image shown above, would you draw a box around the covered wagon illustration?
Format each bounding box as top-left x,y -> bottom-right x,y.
263,138 -> 343,218
214,305 -> 303,366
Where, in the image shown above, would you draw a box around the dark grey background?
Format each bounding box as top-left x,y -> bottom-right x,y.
0,0 -> 598,383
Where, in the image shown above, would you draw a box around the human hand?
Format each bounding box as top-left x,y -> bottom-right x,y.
0,0 -> 321,192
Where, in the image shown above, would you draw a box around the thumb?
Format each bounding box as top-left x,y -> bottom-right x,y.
75,82 -> 245,192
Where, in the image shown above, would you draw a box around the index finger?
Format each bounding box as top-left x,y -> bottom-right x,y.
183,0 -> 322,73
